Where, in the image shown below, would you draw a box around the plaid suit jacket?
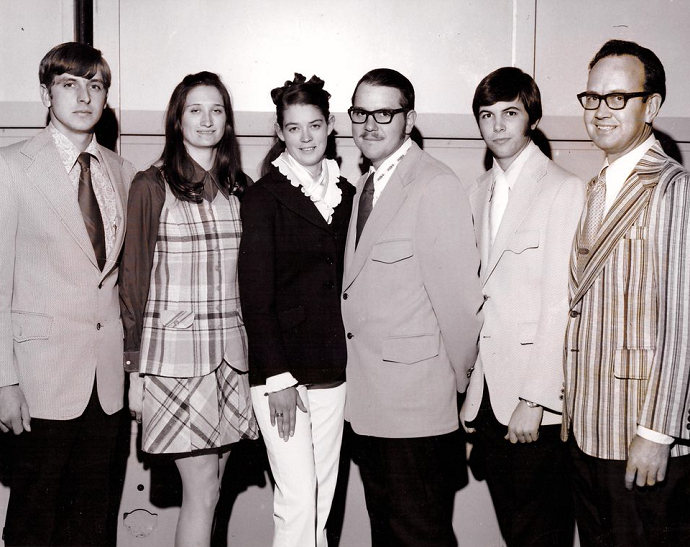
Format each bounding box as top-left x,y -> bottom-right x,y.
562,141 -> 690,460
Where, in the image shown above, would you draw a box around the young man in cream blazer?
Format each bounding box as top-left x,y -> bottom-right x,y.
0,42 -> 135,546
461,67 -> 584,547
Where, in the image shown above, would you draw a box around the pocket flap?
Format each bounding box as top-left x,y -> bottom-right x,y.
371,239 -> 413,264
12,311 -> 53,342
518,321 -> 537,345
277,305 -> 307,331
614,349 -> 652,380
507,231 -> 539,253
159,310 -> 195,329
382,332 -> 439,364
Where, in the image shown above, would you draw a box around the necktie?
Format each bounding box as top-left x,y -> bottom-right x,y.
77,153 -> 106,270
356,172 -> 375,247
489,172 -> 509,245
577,166 -> 607,276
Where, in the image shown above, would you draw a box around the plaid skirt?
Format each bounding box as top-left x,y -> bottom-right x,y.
141,362 -> 258,454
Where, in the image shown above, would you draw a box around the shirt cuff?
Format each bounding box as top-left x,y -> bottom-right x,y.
637,425 -> 674,445
265,372 -> 298,394
124,351 -> 140,373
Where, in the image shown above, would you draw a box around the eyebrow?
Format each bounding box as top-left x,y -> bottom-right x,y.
285,119 -> 323,125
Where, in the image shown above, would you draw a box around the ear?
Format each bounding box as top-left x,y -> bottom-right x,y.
327,114 -> 336,135
404,110 -> 417,135
275,122 -> 285,142
40,84 -> 51,108
644,93 -> 662,125
530,118 -> 541,132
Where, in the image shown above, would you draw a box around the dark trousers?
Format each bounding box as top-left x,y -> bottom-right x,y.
470,393 -> 574,547
348,422 -> 461,547
568,437 -> 690,547
3,384 -> 122,547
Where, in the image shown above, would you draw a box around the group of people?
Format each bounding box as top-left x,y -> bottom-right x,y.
0,36 -> 688,547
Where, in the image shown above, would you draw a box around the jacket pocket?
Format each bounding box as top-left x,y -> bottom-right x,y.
278,305 -> 307,331
12,311 -> 53,342
614,348 -> 652,380
382,332 -> 439,364
159,310 -> 195,329
371,239 -> 413,264
506,230 -> 539,254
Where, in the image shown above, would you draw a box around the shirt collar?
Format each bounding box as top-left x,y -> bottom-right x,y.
188,155 -> 228,200
600,134 -> 656,183
368,137 -> 413,179
492,140 -> 536,190
48,122 -> 101,172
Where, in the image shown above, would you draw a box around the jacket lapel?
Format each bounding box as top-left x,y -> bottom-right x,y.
22,129 -> 99,268
570,142 -> 665,306
469,173 -> 491,283
483,149 -> 547,284
263,166 -> 333,231
343,142 -> 420,289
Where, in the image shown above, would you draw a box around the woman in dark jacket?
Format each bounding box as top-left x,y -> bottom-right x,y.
238,74 -> 354,547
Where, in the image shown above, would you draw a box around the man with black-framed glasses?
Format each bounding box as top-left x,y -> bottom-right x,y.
341,68 -> 483,547
562,39 -> 690,547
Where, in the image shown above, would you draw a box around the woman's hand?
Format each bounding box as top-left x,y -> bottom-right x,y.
268,386 -> 307,441
129,372 -> 144,424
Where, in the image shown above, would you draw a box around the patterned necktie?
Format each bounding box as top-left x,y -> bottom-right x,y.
77,152 -> 106,270
578,166 -> 607,276
356,172 -> 375,247
489,171 -> 510,245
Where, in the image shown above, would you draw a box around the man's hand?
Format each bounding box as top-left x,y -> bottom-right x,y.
625,434 -> 670,490
268,386 -> 307,442
128,372 -> 144,424
505,400 -> 543,444
0,385 -> 31,434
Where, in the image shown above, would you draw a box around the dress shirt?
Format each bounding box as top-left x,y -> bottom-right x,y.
596,134 -> 672,446
369,137 -> 413,207
49,123 -> 118,256
489,141 -> 536,242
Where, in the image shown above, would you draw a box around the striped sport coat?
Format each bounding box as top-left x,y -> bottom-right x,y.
562,141 -> 690,460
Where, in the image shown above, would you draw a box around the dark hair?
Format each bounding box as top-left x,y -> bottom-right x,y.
589,40 -> 666,104
260,73 -> 332,177
472,67 -> 542,129
39,42 -> 111,90
160,71 -> 246,202
351,68 -> 415,110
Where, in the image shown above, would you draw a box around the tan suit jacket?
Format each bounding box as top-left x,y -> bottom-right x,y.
562,141 -> 690,459
461,148 -> 584,426
0,128 -> 135,419
342,142 -> 483,438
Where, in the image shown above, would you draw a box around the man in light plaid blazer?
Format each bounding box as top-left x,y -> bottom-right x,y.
563,39 -> 690,547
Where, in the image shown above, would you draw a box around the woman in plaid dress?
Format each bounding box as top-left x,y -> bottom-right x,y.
120,71 -> 257,547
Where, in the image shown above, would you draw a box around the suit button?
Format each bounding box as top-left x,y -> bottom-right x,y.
96,323 -> 102,330
483,294 -> 489,301
347,332 -> 353,339
343,293 -> 348,300
324,281 -> 334,289
578,248 -> 590,255
569,310 -> 579,318
98,282 -> 103,289
559,395 -> 564,400
325,256 -> 334,265
687,423 -> 690,430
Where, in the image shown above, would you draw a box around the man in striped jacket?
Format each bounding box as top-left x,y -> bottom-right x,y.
563,39 -> 690,547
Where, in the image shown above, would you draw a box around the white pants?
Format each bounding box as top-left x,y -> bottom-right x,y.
251,382 -> 346,547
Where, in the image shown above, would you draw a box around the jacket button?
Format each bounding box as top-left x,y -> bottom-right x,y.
347,332 -> 353,339
569,310 -> 579,318
96,323 -> 102,330
483,294 -> 489,301
343,293 -> 348,300
559,395 -> 564,400
325,256 -> 334,265
98,282 -> 103,289
578,248 -> 590,255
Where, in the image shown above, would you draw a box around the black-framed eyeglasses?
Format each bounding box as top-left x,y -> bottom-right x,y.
348,107 -> 408,124
577,91 -> 651,110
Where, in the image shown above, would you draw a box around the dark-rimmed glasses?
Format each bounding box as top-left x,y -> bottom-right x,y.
348,107 -> 408,124
577,91 -> 651,110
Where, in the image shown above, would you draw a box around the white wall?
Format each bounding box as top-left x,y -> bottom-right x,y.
1,1 -> 689,546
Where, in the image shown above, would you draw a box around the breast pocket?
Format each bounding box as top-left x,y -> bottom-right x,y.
371,239 -> 413,264
506,230 -> 539,254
